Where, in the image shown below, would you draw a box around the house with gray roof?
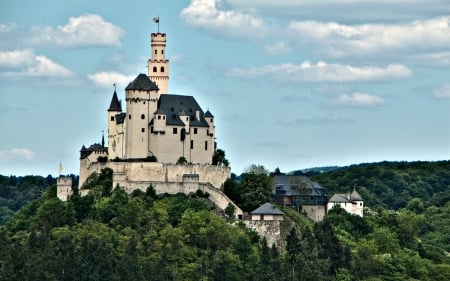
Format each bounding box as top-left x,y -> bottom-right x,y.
327,189 -> 364,217
250,203 -> 284,221
272,175 -> 328,221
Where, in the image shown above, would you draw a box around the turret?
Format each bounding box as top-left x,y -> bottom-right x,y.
124,74 -> 159,159
108,90 -> 122,159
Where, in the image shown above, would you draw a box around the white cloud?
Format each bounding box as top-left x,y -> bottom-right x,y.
0,49 -> 35,68
332,92 -> 385,107
229,61 -> 412,82
0,49 -> 72,77
180,0 -> 268,39
88,71 -> 135,88
288,16 -> 450,58
278,113 -> 353,126
433,83 -> 450,99
0,148 -> 35,162
30,14 -> 124,48
264,41 -> 290,55
225,0 -> 448,22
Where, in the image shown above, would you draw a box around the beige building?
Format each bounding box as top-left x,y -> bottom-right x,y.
106,32 -> 215,165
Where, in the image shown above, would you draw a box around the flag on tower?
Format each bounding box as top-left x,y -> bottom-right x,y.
153,16 -> 159,23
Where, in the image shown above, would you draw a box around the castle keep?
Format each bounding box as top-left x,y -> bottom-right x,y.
58,28 -> 242,217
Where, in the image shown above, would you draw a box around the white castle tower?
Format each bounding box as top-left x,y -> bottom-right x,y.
148,33 -> 169,94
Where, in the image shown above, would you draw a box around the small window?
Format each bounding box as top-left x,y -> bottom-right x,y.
141,114 -> 145,119
194,128 -> 197,134
173,128 -> 177,134
158,115 -> 161,120
186,117 -> 188,121
162,50 -> 164,54
129,114 -> 131,119
141,128 -> 145,133
111,116 -> 114,121
155,49 -> 157,54
190,140 -> 194,149
153,66 -> 157,72
205,141 -> 208,150
161,66 -> 165,72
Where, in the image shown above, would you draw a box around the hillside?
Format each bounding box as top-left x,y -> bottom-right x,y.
0,161 -> 449,280
310,160 -> 450,210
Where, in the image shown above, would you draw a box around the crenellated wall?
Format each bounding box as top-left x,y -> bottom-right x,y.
77,161 -> 241,217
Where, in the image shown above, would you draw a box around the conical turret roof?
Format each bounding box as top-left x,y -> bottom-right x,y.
125,74 -> 159,91
108,90 -> 122,112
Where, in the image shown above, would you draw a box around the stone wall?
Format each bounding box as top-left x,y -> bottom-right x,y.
243,220 -> 284,250
302,205 -> 326,222
78,161 -> 241,217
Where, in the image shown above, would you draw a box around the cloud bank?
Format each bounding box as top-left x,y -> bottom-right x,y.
180,0 -> 268,39
0,49 -> 72,77
88,71 -> 135,88
229,61 -> 412,82
332,92 -> 385,107
30,14 -> 125,48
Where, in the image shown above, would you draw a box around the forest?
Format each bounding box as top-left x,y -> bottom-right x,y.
0,160 -> 449,280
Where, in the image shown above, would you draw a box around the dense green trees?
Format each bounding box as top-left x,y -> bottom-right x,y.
310,160 -> 450,210
0,161 -> 449,280
0,175 -> 58,224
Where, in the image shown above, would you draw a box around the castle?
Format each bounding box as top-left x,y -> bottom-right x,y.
58,27 -> 242,218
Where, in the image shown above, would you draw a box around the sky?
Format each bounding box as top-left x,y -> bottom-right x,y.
0,0 -> 449,176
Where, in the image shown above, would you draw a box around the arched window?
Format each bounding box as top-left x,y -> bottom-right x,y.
141,114 -> 145,119
155,49 -> 157,54
160,66 -> 165,73
153,66 -> 157,72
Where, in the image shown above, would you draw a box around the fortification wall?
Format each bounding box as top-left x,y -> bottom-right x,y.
77,161 -> 240,216
108,162 -> 230,189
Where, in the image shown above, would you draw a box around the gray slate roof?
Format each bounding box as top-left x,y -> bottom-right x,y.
328,189 -> 363,203
80,143 -> 107,159
272,175 -> 328,197
125,74 -> 159,91
156,94 -> 210,127
108,90 -> 122,112
250,203 -> 284,215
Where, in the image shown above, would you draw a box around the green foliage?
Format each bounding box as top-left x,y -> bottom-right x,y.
176,156 -> 188,165
212,148 -> 229,166
0,174 -> 55,224
311,160 -> 450,210
1,160 -> 449,280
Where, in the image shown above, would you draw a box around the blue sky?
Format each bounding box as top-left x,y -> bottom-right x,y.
0,0 -> 449,176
